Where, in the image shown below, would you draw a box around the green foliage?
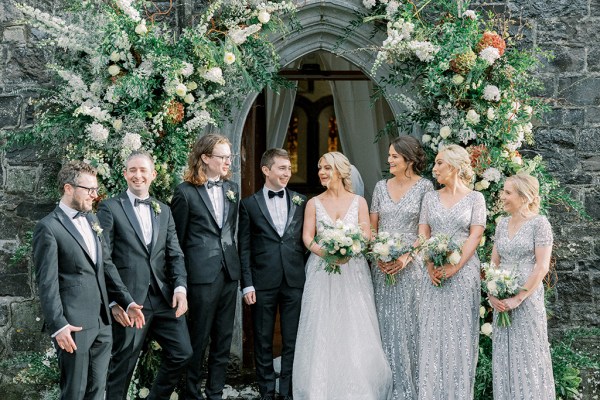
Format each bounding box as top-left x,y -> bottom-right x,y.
9,230 -> 33,267
0,348 -> 59,394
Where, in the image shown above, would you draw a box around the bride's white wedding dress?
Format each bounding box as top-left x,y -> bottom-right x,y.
293,196 -> 392,400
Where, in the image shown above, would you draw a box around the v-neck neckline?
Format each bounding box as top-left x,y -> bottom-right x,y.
385,178 -> 422,204
316,196 -> 357,223
506,215 -> 538,241
436,190 -> 473,210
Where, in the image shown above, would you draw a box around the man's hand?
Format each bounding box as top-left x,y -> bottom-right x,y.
172,292 -> 188,318
111,304 -> 131,327
243,291 -> 256,305
126,303 -> 145,329
55,325 -> 83,353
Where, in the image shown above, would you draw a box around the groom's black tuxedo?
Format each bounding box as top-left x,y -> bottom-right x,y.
33,206 -> 134,400
171,180 -> 241,400
97,192 -> 192,400
238,187 -> 306,398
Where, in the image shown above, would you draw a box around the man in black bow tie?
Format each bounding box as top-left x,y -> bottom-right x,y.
33,161 -> 143,400
171,134 -> 242,400
239,149 -> 307,400
98,151 -> 192,400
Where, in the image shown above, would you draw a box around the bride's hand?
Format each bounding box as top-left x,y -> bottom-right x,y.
335,256 -> 351,265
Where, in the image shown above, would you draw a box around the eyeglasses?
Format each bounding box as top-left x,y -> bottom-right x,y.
71,184 -> 99,195
210,154 -> 234,162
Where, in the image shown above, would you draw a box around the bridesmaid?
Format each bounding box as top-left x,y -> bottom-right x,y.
370,135 -> 433,400
417,144 -> 486,400
488,173 -> 555,399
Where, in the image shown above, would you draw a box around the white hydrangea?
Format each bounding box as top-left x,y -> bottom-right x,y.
479,46 -> 501,65
87,123 -> 109,143
457,126 -> 476,144
363,0 -> 376,8
180,62 -> 194,77
386,1 -> 400,18
462,10 -> 477,20
202,67 -> 225,85
482,85 -> 501,102
115,0 -> 141,22
487,107 -> 496,120
466,109 -> 481,125
482,167 -> 502,182
74,105 -> 111,122
257,10 -> 271,24
408,41 -> 439,62
123,133 -> 142,150
229,24 -> 262,45
185,110 -> 215,132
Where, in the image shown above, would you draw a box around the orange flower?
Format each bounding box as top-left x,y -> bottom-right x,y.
166,100 -> 184,124
467,144 -> 491,175
476,31 -> 506,56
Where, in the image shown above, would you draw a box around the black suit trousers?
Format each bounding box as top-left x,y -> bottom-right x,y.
56,318 -> 111,400
106,290 -> 193,400
252,279 -> 303,397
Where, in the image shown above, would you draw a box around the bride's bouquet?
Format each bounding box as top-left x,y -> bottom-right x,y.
367,231 -> 413,285
416,234 -> 462,287
481,262 -> 523,327
315,219 -> 367,274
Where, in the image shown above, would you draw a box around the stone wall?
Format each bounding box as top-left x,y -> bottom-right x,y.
0,0 -> 598,361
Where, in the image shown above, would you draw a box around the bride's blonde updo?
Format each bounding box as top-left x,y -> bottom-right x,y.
319,152 -> 353,193
506,172 -> 541,215
438,144 -> 474,186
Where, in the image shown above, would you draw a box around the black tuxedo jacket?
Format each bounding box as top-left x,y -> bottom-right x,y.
171,181 -> 241,284
238,188 -> 306,290
33,207 -> 134,335
96,192 -> 187,305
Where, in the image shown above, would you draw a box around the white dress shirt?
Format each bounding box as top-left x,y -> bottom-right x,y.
127,190 -> 152,246
206,179 -> 224,228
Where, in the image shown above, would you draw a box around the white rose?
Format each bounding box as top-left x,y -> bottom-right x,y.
421,134 -> 431,143
175,83 -> 187,97
439,126 -> 451,139
184,93 -> 195,104
169,392 -> 179,400
138,388 -> 150,398
109,51 -> 121,62
112,118 -> 123,131
448,251 -> 461,265
108,65 -> 121,76
511,155 -> 522,165
466,109 -> 480,125
479,306 -> 485,318
352,240 -> 362,254
475,179 -> 490,190
135,20 -> 148,35
186,81 -> 198,90
481,322 -> 493,336
258,10 -> 271,24
437,242 -> 448,252
375,243 -> 390,257
486,281 -> 498,293
340,248 -> 347,255
452,74 -> 464,85
223,52 -> 236,65
487,107 -> 496,120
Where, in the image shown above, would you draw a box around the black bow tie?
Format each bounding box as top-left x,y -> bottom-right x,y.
268,190 -> 284,199
73,211 -> 89,219
207,180 -> 223,189
134,198 -> 152,207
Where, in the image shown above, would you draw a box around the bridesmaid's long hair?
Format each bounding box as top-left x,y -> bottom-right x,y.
506,173 -> 541,215
319,152 -> 353,193
391,135 -> 426,176
437,144 -> 474,186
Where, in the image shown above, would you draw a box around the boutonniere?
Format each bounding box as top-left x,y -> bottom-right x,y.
226,189 -> 237,203
91,222 -> 103,238
292,195 -> 304,206
151,200 -> 161,215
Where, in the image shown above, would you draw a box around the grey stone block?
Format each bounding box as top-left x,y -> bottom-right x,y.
509,0 -> 588,18
582,156 -> 600,171
4,167 -> 37,193
537,18 -> 578,43
539,45 -> 585,73
0,97 -> 22,129
577,128 -> 600,152
8,300 -> 46,352
2,26 -> 27,44
558,77 -> 600,106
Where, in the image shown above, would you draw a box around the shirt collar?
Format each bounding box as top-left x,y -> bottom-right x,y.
59,201 -> 81,219
262,186 -> 286,199
126,189 -> 150,205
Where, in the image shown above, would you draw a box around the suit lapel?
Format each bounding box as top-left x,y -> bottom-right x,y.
55,207 -> 94,263
222,181 -> 231,225
196,184 -> 219,227
284,188 -> 297,233
150,199 -> 160,254
118,193 -> 149,253
255,191 -> 278,234
85,213 -> 101,269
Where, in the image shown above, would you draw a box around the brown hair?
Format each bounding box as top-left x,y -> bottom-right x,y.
506,172 -> 541,215
390,135 -> 426,176
183,133 -> 232,186
124,150 -> 155,170
57,161 -> 97,195
260,148 -> 290,172
319,152 -> 353,193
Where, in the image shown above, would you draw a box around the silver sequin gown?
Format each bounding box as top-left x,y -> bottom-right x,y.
293,196 -> 393,400
417,190 -> 487,400
370,178 -> 434,400
492,215 -> 555,400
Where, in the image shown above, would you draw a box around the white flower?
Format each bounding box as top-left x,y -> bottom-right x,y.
408,40 -> 439,62
186,81 -> 198,90
487,107 -> 496,120
479,46 -> 501,65
169,392 -> 178,400
229,24 -> 262,45
475,180 -> 490,190
479,306 -> 485,318
466,109 -> 480,125
373,242 -> 390,258
363,0 -> 376,9
180,62 -> 194,77
109,51 -> 121,62
138,388 -> 150,398
108,65 -> 121,76
511,155 -> 523,165
452,74 -> 464,85
258,10 -> 271,24
482,85 -> 501,102
448,251 -> 461,265
122,133 -> 142,150
523,122 -> 533,135
115,0 -> 141,22
463,10 -> 477,20
481,322 -> 493,336
184,93 -> 195,104
351,240 -> 362,254
439,126 -> 451,139
486,281 -> 498,293
523,105 -> 533,115
421,134 -> 431,143
135,20 -> 148,35
202,67 -> 225,85
482,167 -> 502,182
112,119 -> 123,131
223,52 -> 236,65
175,83 -> 187,97
87,123 -> 109,143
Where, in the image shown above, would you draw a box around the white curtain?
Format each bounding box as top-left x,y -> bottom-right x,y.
265,85 -> 297,148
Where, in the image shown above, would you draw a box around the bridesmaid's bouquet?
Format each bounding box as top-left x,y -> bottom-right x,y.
367,231 -> 413,285
416,234 -> 462,287
315,219 -> 367,274
481,262 -> 523,327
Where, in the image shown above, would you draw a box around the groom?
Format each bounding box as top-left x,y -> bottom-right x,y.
239,148 -> 307,400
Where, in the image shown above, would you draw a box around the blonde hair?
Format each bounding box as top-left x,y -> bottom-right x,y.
319,152 -> 353,193
438,144 -> 474,185
506,172 -> 541,215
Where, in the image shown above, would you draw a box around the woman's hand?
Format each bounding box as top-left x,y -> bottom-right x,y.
334,256 -> 351,265
427,262 -> 441,286
503,296 -> 523,311
378,259 -> 403,274
433,263 -> 459,280
488,295 -> 506,312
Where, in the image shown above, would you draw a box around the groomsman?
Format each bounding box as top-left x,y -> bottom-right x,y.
33,161 -> 144,400
97,151 -> 193,400
171,134 -> 242,400
239,149 -> 307,400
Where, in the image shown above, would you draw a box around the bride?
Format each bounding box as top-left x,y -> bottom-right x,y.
293,152 -> 392,400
